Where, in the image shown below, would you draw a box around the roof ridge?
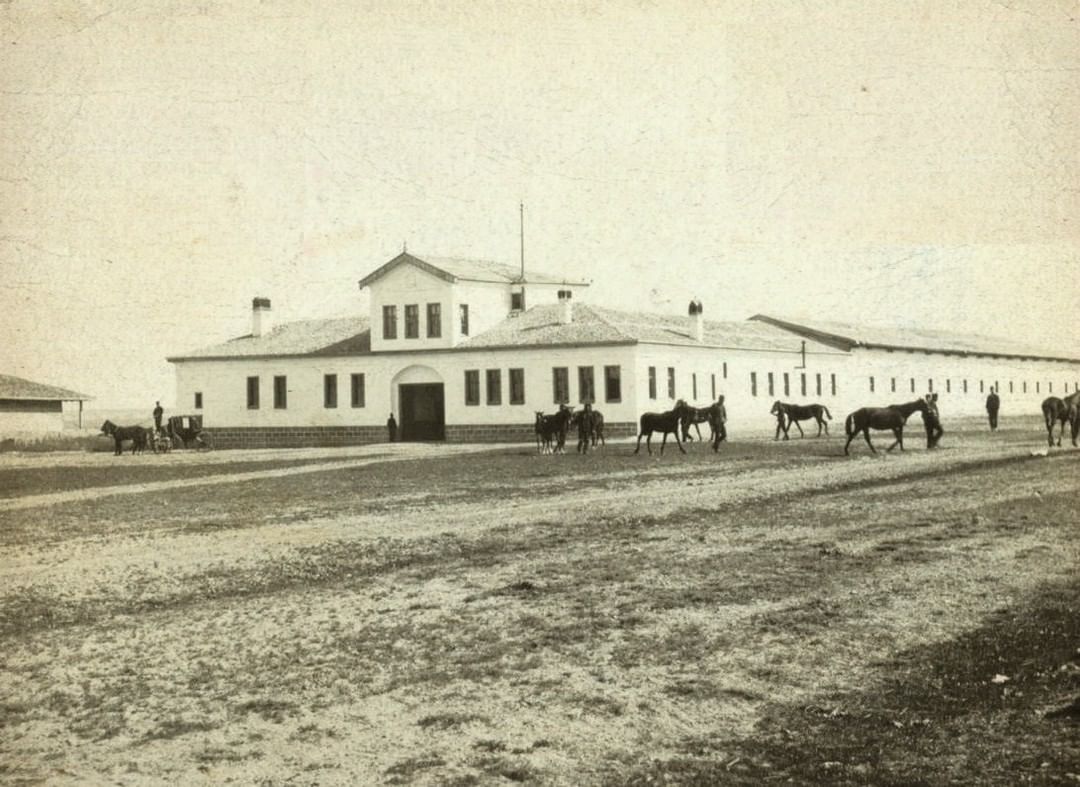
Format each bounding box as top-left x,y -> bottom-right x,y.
580,304 -> 637,341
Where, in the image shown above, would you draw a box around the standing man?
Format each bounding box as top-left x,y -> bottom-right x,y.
576,402 -> 594,454
386,413 -> 397,443
711,395 -> 728,451
153,401 -> 164,434
923,393 -> 943,449
986,387 -> 1000,431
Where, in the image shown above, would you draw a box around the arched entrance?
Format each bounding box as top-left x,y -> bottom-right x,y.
391,365 -> 445,441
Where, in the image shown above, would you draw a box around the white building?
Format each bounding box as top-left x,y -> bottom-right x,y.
167,252 -> 1080,448
0,374 -> 92,438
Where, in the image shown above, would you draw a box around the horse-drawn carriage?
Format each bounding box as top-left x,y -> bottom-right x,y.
162,415 -> 213,451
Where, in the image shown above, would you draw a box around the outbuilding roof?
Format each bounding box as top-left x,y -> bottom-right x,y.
168,317 -> 370,361
0,374 -> 92,401
357,252 -> 589,289
751,314 -> 1080,364
460,304 -> 836,353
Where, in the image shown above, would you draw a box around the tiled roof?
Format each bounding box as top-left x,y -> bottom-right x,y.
168,317 -> 370,360
357,252 -> 589,289
752,315 -> 1080,363
461,304 -> 833,352
0,374 -> 92,401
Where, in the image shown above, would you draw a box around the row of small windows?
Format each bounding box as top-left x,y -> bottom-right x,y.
750,371 -> 837,398
867,377 -> 1080,395
245,374 -> 367,410
646,363 -> 728,400
382,303 -> 469,340
464,366 -> 623,406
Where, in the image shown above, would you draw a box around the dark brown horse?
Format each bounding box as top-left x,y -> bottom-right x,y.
771,400 -> 832,439
843,399 -> 928,456
680,403 -> 719,442
1043,393 -> 1080,447
636,400 -> 692,455
572,408 -> 605,450
101,420 -> 149,456
535,406 -> 573,454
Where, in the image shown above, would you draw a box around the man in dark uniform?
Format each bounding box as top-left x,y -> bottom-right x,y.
923,393 -> 943,449
986,388 -> 1000,431
576,402 -> 594,454
153,401 -> 164,433
711,395 -> 728,451
387,413 -> 397,442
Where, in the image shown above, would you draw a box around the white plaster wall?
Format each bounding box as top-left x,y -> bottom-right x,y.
450,281 -> 513,344
0,411 -> 65,437
367,265 -> 455,352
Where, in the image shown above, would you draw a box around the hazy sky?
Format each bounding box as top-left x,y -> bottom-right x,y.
2,0 -> 1078,408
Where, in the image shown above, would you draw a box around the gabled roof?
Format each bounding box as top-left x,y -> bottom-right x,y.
168,317 -> 370,361
0,374 -> 92,401
461,304 -> 837,353
357,252 -> 589,289
751,314 -> 1080,364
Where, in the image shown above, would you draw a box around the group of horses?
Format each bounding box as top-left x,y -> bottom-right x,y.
534,406 -> 607,454
100,420 -> 152,456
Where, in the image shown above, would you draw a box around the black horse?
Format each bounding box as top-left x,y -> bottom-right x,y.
680,403 -> 718,442
1042,394 -> 1080,447
570,408 -> 606,450
636,400 -> 692,455
771,401 -> 832,440
843,399 -> 928,456
101,420 -> 149,456
535,406 -> 573,454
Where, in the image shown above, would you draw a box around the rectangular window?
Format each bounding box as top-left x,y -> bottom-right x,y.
273,375 -> 287,409
767,372 -> 774,397
426,303 -> 442,338
246,376 -> 260,409
465,370 -> 480,406
194,391 -> 203,409
910,378 -> 916,393
459,304 -> 469,336
980,380 -> 985,393
1022,381 -> 1027,393
667,367 -> 676,399
553,367 -> 569,404
831,373 -> 837,396
783,372 -> 790,397
723,362 -> 728,379
1010,381 -> 1015,394
891,377 -> 897,394
750,371 -> 758,397
351,373 -> 365,407
404,304 -> 419,339
800,373 -> 807,397
509,368 -> 525,405
1048,381 -> 1052,393
1036,381 -> 1039,393
869,376 -> 875,393
711,373 -> 717,401
511,291 -> 525,311
692,373 -> 698,401
928,378 -> 934,393
604,365 -> 622,403
382,305 -> 397,340
816,373 -> 822,396
648,367 -> 657,400
946,379 -> 951,393
963,379 -> 968,394
486,369 -> 502,405
578,366 -> 595,403
324,374 -> 338,408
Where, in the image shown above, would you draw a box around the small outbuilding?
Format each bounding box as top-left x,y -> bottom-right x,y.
0,374 -> 93,438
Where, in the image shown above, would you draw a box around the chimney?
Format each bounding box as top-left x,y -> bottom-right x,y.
558,289 -> 573,325
252,297 -> 272,337
688,299 -> 704,342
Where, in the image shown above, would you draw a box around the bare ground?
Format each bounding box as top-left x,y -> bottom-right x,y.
0,425 -> 1077,785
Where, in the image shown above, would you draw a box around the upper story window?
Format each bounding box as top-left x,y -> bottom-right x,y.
459,304 -> 469,336
382,305 -> 397,340
511,290 -> 525,311
426,303 -> 442,338
194,391 -> 203,409
404,305 -> 419,339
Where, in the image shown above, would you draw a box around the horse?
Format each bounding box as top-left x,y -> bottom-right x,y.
535,406 -> 573,454
570,407 -> 606,450
843,399 -> 928,456
635,400 -> 692,455
101,420 -> 149,456
1042,396 -> 1077,447
680,404 -> 718,442
771,401 -> 832,440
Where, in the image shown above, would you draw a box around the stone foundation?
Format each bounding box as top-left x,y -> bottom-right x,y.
207,421 -> 638,449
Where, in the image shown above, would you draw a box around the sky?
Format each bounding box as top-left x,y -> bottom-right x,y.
1,0 -> 1078,408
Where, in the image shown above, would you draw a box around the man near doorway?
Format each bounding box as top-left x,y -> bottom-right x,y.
986,388 -> 1000,431
387,413 -> 398,442
153,401 -> 164,433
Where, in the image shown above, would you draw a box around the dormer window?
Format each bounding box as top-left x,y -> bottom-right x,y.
404,304 -> 419,339
511,290 -> 525,311
382,305 -> 397,339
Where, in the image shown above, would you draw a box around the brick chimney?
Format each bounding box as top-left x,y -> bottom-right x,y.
688,299 -> 703,342
557,289 -> 573,325
252,297 -> 272,337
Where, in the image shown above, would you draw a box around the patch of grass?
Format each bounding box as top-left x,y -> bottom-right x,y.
384,754 -> 446,782
417,712 -> 488,731
231,698 -> 298,723
141,718 -> 218,742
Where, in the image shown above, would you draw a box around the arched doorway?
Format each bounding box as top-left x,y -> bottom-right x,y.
391,365 -> 445,441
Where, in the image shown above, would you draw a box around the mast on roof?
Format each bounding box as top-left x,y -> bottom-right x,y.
519,202 -> 525,282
